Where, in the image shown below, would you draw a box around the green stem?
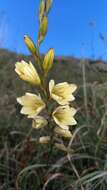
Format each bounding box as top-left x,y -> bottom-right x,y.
47,123 -> 54,165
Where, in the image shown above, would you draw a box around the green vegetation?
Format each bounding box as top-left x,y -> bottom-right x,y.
1,48 -> 107,189
1,0 -> 107,189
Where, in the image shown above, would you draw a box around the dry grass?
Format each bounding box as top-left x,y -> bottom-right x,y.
0,49 -> 107,189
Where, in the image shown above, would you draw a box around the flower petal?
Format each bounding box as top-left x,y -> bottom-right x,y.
49,80 -> 77,105
52,105 -> 77,129
32,116 -> 47,129
17,92 -> 45,117
15,60 -> 41,85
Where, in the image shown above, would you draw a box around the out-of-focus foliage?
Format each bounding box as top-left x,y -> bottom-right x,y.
1,48 -> 107,189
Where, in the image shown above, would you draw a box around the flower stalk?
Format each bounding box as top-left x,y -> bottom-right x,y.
15,0 -> 77,152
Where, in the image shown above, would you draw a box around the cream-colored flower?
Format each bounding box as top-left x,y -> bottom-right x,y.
39,136 -> 50,144
54,127 -> 72,138
52,105 -> 77,129
15,60 -> 41,85
32,116 -> 48,129
49,80 -> 77,105
17,93 -> 45,118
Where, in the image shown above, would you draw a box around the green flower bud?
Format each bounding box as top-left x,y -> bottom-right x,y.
24,35 -> 38,57
39,0 -> 45,23
38,16 -> 48,46
43,48 -> 54,74
46,0 -> 53,14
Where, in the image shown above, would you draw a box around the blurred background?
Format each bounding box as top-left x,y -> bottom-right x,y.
1,1 -> 107,189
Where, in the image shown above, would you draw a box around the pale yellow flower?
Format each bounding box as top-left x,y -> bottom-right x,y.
54,127 -> 72,138
52,105 -> 77,129
32,116 -> 48,129
17,93 -> 45,118
49,80 -> 77,105
15,60 -> 41,85
39,136 -> 50,144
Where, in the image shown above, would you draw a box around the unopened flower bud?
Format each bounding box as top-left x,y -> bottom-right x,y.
39,136 -> 50,144
43,48 -> 54,74
39,0 -> 45,23
24,35 -> 38,56
46,0 -> 53,14
38,16 -> 48,45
